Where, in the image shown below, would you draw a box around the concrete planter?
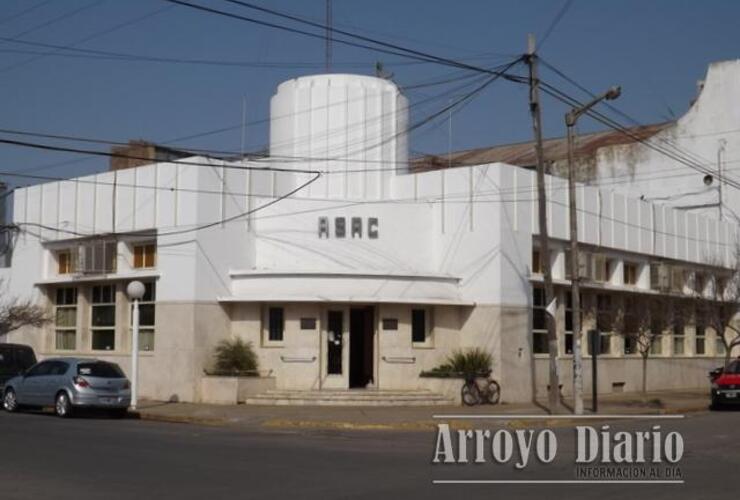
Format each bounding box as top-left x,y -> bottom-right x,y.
417,377 -> 464,405
199,375 -> 276,405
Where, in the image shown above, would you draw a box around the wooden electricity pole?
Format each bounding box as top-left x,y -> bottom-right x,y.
526,34 -> 561,413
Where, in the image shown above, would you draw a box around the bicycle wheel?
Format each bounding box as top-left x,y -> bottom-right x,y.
461,382 -> 480,406
486,380 -> 501,405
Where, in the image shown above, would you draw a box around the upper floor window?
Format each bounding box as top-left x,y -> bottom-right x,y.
133,243 -> 156,269
57,250 -> 74,274
671,267 -> 685,293
531,247 -> 542,275
694,272 -> 706,296
80,241 -> 117,275
623,262 -> 638,286
593,255 -> 612,283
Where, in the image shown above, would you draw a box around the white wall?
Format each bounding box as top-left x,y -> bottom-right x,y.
592,60 -> 740,222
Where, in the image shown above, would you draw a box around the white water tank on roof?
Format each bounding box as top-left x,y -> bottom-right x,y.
269,73 -> 408,200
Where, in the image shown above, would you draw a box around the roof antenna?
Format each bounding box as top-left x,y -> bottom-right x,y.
325,0 -> 332,73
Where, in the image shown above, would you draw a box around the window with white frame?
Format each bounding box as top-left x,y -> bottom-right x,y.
592,294 -> 612,354
54,287 -> 77,350
716,332 -> 726,356
650,315 -> 663,355
411,307 -> 432,345
564,291 -> 580,355
131,282 -> 156,351
695,310 -> 706,355
672,311 -> 685,355
532,286 -> 548,354
91,284 -> 116,351
623,296 -> 640,355
79,241 -> 117,275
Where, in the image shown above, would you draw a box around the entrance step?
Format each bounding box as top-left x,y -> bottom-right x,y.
243,389 -> 454,406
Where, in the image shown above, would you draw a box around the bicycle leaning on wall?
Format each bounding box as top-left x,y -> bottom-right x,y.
461,370 -> 501,406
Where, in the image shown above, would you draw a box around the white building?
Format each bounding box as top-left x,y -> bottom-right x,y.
1,70 -> 737,404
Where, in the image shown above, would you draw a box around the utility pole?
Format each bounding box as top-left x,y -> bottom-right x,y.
566,117 -> 583,415
526,34 -> 561,413
565,85 -> 621,415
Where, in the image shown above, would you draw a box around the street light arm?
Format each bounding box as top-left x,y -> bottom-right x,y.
565,86 -> 621,126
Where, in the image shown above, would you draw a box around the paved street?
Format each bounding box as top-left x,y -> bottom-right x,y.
0,409 -> 737,499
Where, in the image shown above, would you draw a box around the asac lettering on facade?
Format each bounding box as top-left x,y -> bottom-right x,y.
318,217 -> 379,239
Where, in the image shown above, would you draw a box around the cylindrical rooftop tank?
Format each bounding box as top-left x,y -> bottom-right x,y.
270,74 -> 408,200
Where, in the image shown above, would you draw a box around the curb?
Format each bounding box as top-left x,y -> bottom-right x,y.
129,402 -> 710,432
133,411 -> 231,427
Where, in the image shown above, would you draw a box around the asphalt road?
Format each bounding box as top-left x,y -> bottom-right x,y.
0,409 -> 737,499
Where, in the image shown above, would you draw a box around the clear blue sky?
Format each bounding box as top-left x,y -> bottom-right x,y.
1,0 -> 738,188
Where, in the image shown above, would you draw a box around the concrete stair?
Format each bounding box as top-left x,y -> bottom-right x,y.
243,389 -> 454,406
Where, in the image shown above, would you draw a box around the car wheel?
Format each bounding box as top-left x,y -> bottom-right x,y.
710,397 -> 723,411
461,382 -> 480,406
487,380 -> 501,405
54,392 -> 73,418
3,389 -> 18,413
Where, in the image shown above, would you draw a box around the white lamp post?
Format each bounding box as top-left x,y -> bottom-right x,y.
126,280 -> 145,410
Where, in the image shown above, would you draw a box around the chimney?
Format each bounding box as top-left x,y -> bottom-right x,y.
110,140 -> 190,171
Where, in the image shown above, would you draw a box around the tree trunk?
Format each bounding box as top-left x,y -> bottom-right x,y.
641,354 -> 648,395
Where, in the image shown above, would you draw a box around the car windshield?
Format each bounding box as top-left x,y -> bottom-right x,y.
77,362 -> 125,378
725,361 -> 740,374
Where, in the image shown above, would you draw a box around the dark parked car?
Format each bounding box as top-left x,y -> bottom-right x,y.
3,358 -> 131,418
0,343 -> 37,389
711,359 -> 740,409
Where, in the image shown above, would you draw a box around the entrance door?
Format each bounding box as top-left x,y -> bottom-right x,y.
349,307 -> 374,388
327,311 -> 343,375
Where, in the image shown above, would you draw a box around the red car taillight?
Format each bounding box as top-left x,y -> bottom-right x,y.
73,376 -> 90,388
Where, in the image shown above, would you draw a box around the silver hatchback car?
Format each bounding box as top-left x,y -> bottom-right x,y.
2,358 -> 131,418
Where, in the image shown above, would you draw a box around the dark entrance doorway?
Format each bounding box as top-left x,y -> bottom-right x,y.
349,307 -> 374,389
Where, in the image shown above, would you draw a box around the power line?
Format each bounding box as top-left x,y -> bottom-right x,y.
538,0 -> 574,48
164,0 -> 526,82
17,170 -> 321,239
3,0 -> 103,41
537,58 -> 737,189
0,0 -> 54,28
535,79 -> 740,192
0,4 -> 175,74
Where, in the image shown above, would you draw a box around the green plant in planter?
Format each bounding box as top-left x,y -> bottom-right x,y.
421,348 -> 492,377
213,338 -> 258,376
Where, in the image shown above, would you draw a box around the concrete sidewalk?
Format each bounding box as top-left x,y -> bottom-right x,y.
132,389 -> 712,432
